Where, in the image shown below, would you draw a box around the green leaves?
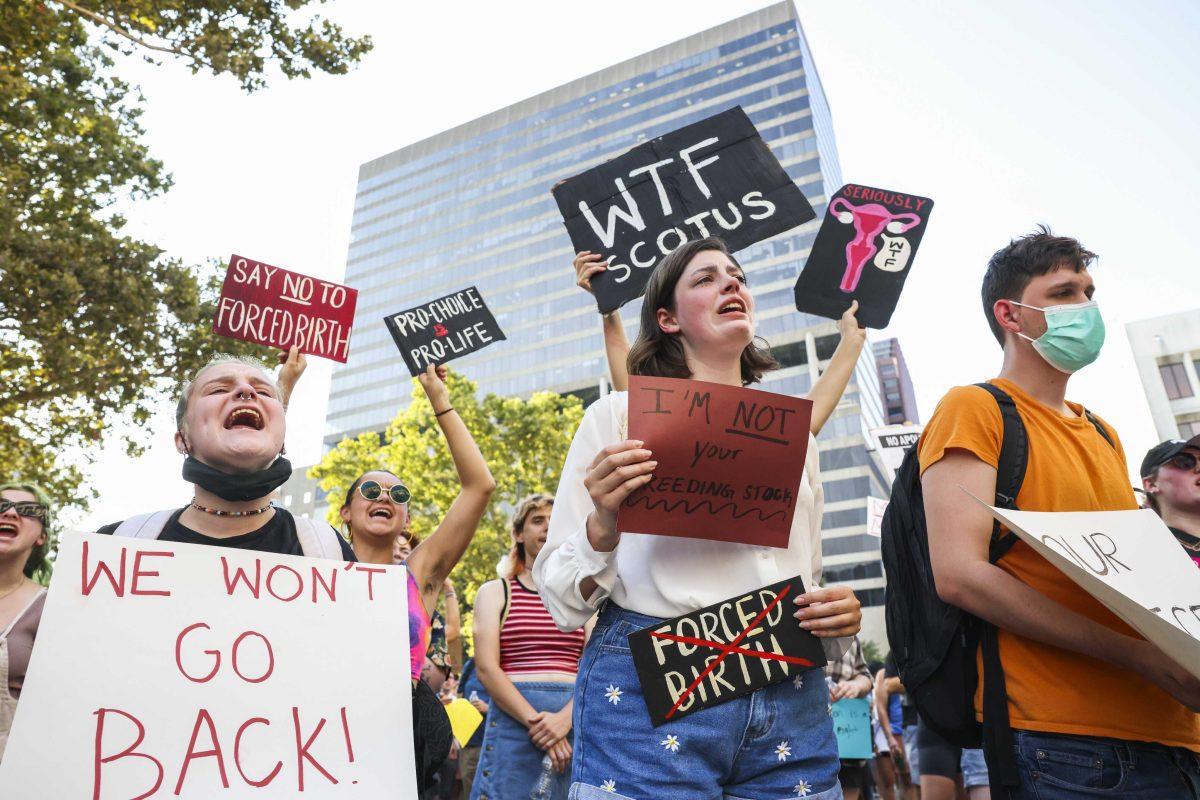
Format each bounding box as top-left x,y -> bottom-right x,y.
0,0 -> 370,512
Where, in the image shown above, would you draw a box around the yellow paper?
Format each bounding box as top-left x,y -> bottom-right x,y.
446,697 -> 484,747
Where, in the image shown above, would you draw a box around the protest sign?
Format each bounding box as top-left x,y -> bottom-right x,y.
618,376 -> 814,548
867,497 -> 889,538
0,534 -> 416,798
794,184 -> 933,328
552,106 -> 816,313
870,424 -> 923,483
444,699 -> 483,748
831,698 -> 872,759
627,575 -> 825,726
213,254 -> 357,362
977,501 -> 1200,679
383,286 -> 506,376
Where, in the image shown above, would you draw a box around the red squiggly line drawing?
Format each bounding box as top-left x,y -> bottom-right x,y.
622,495 -> 786,523
829,197 -> 921,293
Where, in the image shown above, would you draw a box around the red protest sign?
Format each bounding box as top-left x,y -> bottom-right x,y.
618,376 -> 813,548
213,255 -> 358,363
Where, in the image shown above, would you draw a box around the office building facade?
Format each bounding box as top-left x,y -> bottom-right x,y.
316,0 -> 891,644
1127,309 -> 1200,441
874,338 -> 920,426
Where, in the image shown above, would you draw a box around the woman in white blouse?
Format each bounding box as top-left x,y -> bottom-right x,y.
535,237 -> 863,800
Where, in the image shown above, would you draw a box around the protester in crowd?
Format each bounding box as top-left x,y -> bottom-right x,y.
914,714 -> 989,800
572,250 -> 869,437
875,658 -> 921,800
919,228 -> 1200,797
872,663 -> 904,800
0,483 -> 52,761
1141,435 -> 1200,567
458,657 -> 491,799
538,237 -> 863,799
471,494 -> 586,800
826,637 -> 874,800
339,363 -> 496,794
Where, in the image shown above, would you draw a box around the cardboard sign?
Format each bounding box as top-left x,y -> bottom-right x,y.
445,699 -> 483,748
0,534 -> 416,798
618,376 -> 814,548
627,576 -> 825,726
831,698 -> 872,759
213,254 -> 357,362
553,106 -> 816,313
383,286 -> 506,376
978,501 -> 1200,680
794,185 -> 933,328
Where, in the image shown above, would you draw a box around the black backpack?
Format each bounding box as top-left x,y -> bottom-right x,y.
881,383 -> 1114,794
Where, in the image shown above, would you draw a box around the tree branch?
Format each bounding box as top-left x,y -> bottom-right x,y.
50,0 -> 211,69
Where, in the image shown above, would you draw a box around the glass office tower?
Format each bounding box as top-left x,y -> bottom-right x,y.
323,0 -> 890,644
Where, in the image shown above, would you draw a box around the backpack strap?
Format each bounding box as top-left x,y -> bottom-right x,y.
1083,409 -> 1116,449
292,514 -> 345,560
111,509 -> 176,540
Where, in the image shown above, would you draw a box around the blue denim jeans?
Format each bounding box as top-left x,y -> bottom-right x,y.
470,681 -> 573,800
569,603 -> 843,800
1009,729 -> 1200,798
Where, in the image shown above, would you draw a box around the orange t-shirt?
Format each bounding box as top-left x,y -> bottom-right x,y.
919,378 -> 1200,752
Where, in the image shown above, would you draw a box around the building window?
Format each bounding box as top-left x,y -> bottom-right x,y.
303,491 -> 312,504
1161,363 -> 1194,400
284,495 -> 293,507
1180,420 -> 1200,438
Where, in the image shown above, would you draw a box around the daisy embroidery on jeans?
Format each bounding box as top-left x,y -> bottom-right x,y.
660,734 -> 681,753
604,684 -> 623,705
775,741 -> 792,761
601,779 -> 618,793
794,779 -> 812,796
792,674 -> 804,690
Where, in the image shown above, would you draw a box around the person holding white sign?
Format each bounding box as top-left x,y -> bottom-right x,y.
918,229 -> 1200,798
1141,436 -> 1200,569
0,483 -> 51,761
537,237 -> 862,800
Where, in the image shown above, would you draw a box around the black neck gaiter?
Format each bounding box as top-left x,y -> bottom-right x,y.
182,455 -> 292,503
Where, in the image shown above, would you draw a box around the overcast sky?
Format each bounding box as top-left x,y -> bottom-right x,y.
72,0 -> 1200,529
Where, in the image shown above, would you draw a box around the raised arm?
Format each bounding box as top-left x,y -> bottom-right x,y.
924,449 -> 1200,710
407,364 -> 497,614
805,301 -> 866,435
574,251 -> 630,392
276,345 -> 308,411
442,578 -> 463,672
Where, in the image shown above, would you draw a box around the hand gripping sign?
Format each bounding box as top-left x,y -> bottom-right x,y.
794,185 -> 933,329
972,496 -> 1200,680
553,106 -> 816,314
213,255 -> 358,363
0,534 -> 417,798
617,376 -> 814,548
627,576 -> 826,726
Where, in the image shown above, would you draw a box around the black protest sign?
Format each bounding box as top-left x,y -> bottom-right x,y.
383,287 -> 506,376
553,106 -> 816,314
794,184 -> 933,328
627,575 -> 826,726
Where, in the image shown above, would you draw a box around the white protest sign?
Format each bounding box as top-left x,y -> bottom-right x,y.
866,497 -> 889,538
977,501 -> 1200,680
869,424 -> 922,481
0,533 -> 417,798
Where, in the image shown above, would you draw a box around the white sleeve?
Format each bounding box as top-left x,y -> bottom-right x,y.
534,397 -> 621,632
805,432 -> 850,662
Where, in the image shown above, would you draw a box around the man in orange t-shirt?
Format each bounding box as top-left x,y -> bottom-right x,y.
920,228 -> 1200,799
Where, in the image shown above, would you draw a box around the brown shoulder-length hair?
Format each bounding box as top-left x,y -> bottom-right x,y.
626,237 -> 778,385
504,493 -> 554,580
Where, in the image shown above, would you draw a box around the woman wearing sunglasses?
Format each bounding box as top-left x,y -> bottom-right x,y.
0,483 -> 53,761
1141,436 -> 1200,568
338,363 -> 496,792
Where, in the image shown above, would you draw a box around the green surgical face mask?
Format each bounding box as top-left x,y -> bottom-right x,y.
1013,300 -> 1105,374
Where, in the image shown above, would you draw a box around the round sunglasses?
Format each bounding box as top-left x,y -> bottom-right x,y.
358,479 -> 411,505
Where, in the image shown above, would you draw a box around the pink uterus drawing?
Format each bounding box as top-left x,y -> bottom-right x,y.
830,197 -> 921,292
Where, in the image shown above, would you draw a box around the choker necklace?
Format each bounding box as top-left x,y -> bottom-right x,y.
190,501 -> 273,517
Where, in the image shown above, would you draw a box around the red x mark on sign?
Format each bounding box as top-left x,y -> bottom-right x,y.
650,582 -> 816,720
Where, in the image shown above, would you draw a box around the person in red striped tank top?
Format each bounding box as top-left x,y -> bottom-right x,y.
470,494 -> 593,800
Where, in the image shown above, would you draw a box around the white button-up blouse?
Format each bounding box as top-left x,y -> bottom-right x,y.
533,391 -> 848,660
